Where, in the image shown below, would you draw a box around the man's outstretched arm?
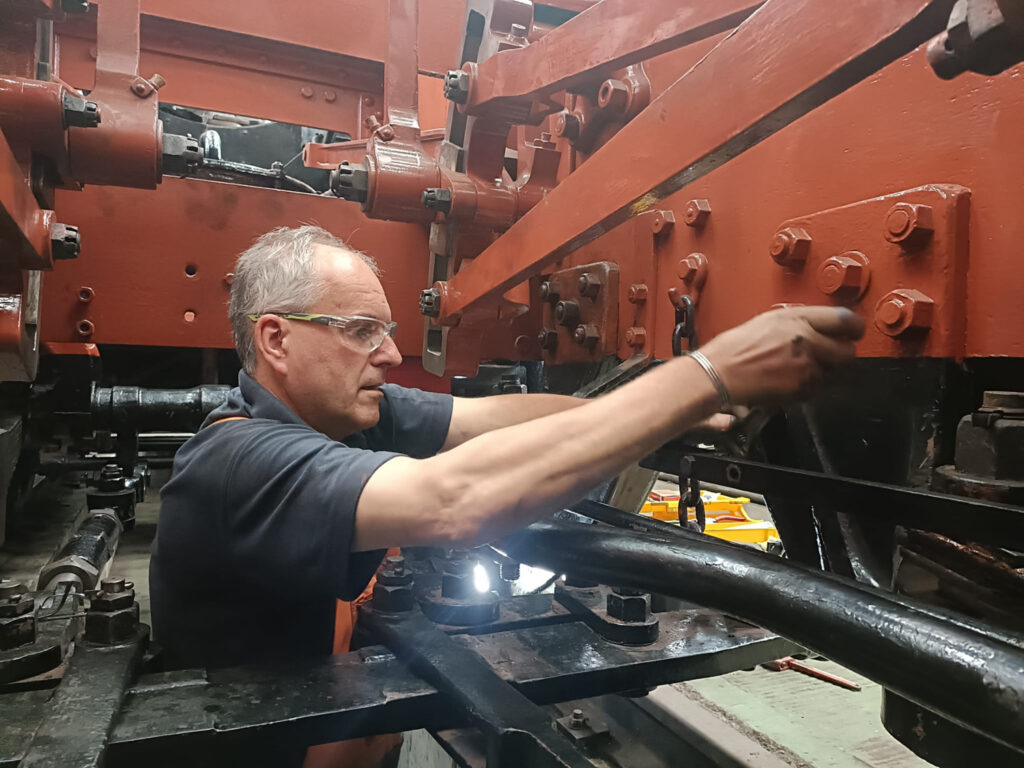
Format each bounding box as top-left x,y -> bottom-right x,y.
442,393 -> 585,450
355,307 -> 864,551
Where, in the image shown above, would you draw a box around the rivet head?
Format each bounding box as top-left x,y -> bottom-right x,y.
769,227 -> 812,267
874,289 -> 934,337
883,203 -> 934,248
300,86 -> 314,99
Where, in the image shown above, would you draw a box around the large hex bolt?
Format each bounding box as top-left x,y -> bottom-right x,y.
555,300 -> 581,327
683,199 -> 712,228
553,111 -> 581,142
372,555 -> 414,613
422,188 -> 452,214
62,92 -> 100,128
627,283 -> 648,304
816,251 -> 870,301
597,79 -> 630,115
444,70 -> 470,104
676,253 -> 709,288
441,553 -> 475,600
161,133 -> 202,176
573,324 -> 600,348
537,329 -> 558,352
577,273 -> 601,298
884,203 -> 934,249
85,577 -> 139,644
606,587 -> 650,623
769,226 -> 812,267
874,289 -> 935,337
51,223 -> 81,260
330,162 -> 370,203
650,210 -> 675,235
539,280 -> 560,303
625,327 -> 647,348
419,287 -> 442,318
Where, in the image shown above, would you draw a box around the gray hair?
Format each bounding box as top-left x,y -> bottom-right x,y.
229,225 -> 378,373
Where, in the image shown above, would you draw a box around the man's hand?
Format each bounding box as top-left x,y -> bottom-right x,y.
700,306 -> 865,406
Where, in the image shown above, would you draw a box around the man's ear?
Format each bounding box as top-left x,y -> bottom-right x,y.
253,316 -> 289,376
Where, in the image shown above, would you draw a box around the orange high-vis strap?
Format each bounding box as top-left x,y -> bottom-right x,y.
207,415 -> 402,766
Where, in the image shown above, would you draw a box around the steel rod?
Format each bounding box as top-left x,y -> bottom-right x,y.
503,520 -> 1024,756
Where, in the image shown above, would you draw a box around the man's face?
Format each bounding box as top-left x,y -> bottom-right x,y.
280,245 -> 402,439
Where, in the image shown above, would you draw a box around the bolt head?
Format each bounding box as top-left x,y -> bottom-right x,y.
444,70 -> 470,104
539,281 -> 559,303
683,199 -> 711,228
606,591 -> 648,622
577,273 -> 601,298
625,327 -> 647,348
769,227 -> 812,266
874,289 -> 934,337
597,79 -> 630,113
573,324 -> 600,347
553,111 -> 580,141
627,283 -> 649,303
816,251 -> 870,300
537,329 -> 558,351
650,210 -> 675,235
419,287 -> 442,318
884,203 -> 934,248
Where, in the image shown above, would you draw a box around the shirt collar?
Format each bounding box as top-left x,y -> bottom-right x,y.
238,370 -> 311,428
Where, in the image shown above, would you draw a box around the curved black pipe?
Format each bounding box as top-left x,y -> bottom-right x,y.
503,520 -> 1024,757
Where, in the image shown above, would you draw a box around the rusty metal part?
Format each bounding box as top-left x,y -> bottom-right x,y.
431,0 -> 957,331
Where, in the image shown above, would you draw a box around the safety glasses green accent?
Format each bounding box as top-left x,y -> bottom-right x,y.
248,313 -> 397,352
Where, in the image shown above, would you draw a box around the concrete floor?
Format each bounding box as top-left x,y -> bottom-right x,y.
1,473 -> 934,768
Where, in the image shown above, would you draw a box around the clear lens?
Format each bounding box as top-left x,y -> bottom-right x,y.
340,318 -> 387,350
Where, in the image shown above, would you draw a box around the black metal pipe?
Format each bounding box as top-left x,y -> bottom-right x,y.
503,520 -> 1024,757
91,385 -> 229,432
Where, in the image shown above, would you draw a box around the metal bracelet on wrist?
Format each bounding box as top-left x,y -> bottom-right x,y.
687,350 -> 733,414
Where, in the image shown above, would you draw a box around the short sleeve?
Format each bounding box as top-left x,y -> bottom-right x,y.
218,421 -> 394,600
363,384 -> 453,457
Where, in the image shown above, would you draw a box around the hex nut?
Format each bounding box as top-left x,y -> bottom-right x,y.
539,281 -> 560,303
573,324 -> 600,348
444,70 -> 470,104
372,582 -> 414,613
606,591 -> 649,623
537,329 -> 558,351
676,253 -> 708,287
0,580 -> 25,600
627,283 -> 649,303
553,111 -> 581,141
85,603 -> 139,644
597,79 -> 629,113
874,289 -> 935,337
816,251 -> 870,301
884,203 -> 934,249
555,300 -> 582,327
683,199 -> 711,228
625,327 -> 647,348
769,227 -> 812,267
577,273 -> 601,298
650,210 -> 675,235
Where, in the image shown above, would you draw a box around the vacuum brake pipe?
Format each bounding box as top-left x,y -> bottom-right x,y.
502,515 -> 1024,757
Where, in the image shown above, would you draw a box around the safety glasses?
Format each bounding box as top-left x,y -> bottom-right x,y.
248,313 -> 397,353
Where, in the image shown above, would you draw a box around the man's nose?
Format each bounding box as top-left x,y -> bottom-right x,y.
371,334 -> 402,368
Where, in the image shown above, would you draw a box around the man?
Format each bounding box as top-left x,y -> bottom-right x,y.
150,225 -> 863,764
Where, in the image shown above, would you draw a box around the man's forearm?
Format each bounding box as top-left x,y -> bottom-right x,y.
357,356 -> 717,549
442,392 -> 585,450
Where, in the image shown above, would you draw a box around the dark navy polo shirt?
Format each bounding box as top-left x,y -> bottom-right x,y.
150,371 -> 452,671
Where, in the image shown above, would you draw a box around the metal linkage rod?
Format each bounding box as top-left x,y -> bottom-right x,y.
464,0 -> 764,114
503,520 -> 1024,757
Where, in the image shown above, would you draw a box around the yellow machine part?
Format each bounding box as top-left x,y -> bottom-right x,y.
641,492 -> 779,546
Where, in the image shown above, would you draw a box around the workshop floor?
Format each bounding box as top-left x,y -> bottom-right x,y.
1,474 -> 932,768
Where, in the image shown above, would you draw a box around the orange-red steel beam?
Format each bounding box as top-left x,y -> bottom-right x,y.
462,0 -> 763,117
433,0 -> 957,323
0,129 -> 54,269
